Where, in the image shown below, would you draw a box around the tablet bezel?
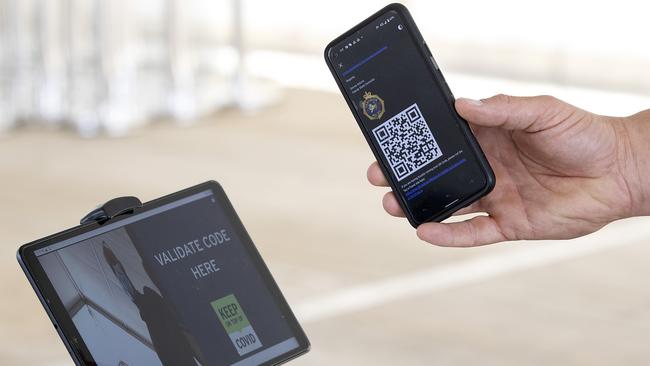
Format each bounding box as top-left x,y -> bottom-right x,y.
18,181 -> 310,365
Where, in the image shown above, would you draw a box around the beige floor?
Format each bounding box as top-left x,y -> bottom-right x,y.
1,89 -> 649,365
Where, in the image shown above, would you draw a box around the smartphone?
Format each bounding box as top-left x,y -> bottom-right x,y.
324,3 -> 495,227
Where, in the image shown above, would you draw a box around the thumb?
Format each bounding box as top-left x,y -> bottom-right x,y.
455,94 -> 578,132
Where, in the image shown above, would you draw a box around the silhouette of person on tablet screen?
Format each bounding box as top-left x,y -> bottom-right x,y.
102,244 -> 203,365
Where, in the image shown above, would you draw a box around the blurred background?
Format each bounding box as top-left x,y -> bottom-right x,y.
1,0 -> 649,365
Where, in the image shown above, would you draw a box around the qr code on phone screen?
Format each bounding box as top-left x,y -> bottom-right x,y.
372,103 -> 442,181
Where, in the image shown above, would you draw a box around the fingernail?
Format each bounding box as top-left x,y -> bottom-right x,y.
459,98 -> 483,106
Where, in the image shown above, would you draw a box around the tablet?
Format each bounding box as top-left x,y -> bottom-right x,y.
18,181 -> 310,366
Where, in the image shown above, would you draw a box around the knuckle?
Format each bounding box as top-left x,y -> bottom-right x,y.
538,94 -> 559,105
491,93 -> 512,104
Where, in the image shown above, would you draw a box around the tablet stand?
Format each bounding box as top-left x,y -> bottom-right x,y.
80,196 -> 143,225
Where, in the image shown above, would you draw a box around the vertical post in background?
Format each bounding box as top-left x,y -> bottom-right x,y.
0,0 -> 19,132
231,0 -> 281,112
10,0 -> 38,126
166,0 -> 198,123
231,0 -> 244,107
98,0 -> 143,136
60,0 -> 72,128
34,0 -> 66,126
66,0 -> 103,137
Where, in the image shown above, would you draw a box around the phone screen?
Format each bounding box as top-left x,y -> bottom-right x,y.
327,9 -> 488,223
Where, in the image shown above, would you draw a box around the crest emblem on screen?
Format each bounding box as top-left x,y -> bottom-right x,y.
360,91 -> 385,120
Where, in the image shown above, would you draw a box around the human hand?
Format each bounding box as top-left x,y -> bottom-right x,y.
368,94 -> 642,246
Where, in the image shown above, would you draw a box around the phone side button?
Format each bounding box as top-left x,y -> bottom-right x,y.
423,41 -> 433,55
442,79 -> 455,104
430,56 -> 440,70
423,42 -> 439,70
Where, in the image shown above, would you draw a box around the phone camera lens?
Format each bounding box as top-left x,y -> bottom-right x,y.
397,24 -> 404,31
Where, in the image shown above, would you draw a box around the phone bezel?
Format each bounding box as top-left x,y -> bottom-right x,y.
17,181 -> 310,365
324,3 -> 495,226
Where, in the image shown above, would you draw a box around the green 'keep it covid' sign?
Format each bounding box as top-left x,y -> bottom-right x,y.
211,294 -> 262,356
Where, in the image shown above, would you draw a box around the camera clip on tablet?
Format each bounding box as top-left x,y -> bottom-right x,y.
80,196 -> 143,225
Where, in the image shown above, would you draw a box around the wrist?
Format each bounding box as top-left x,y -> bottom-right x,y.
615,110 -> 650,217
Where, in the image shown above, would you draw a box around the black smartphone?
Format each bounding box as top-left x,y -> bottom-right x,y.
325,3 -> 495,227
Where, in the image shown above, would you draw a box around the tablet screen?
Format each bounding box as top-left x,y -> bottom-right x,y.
33,188 -> 304,366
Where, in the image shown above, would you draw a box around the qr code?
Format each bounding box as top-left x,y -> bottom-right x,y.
372,103 -> 442,181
